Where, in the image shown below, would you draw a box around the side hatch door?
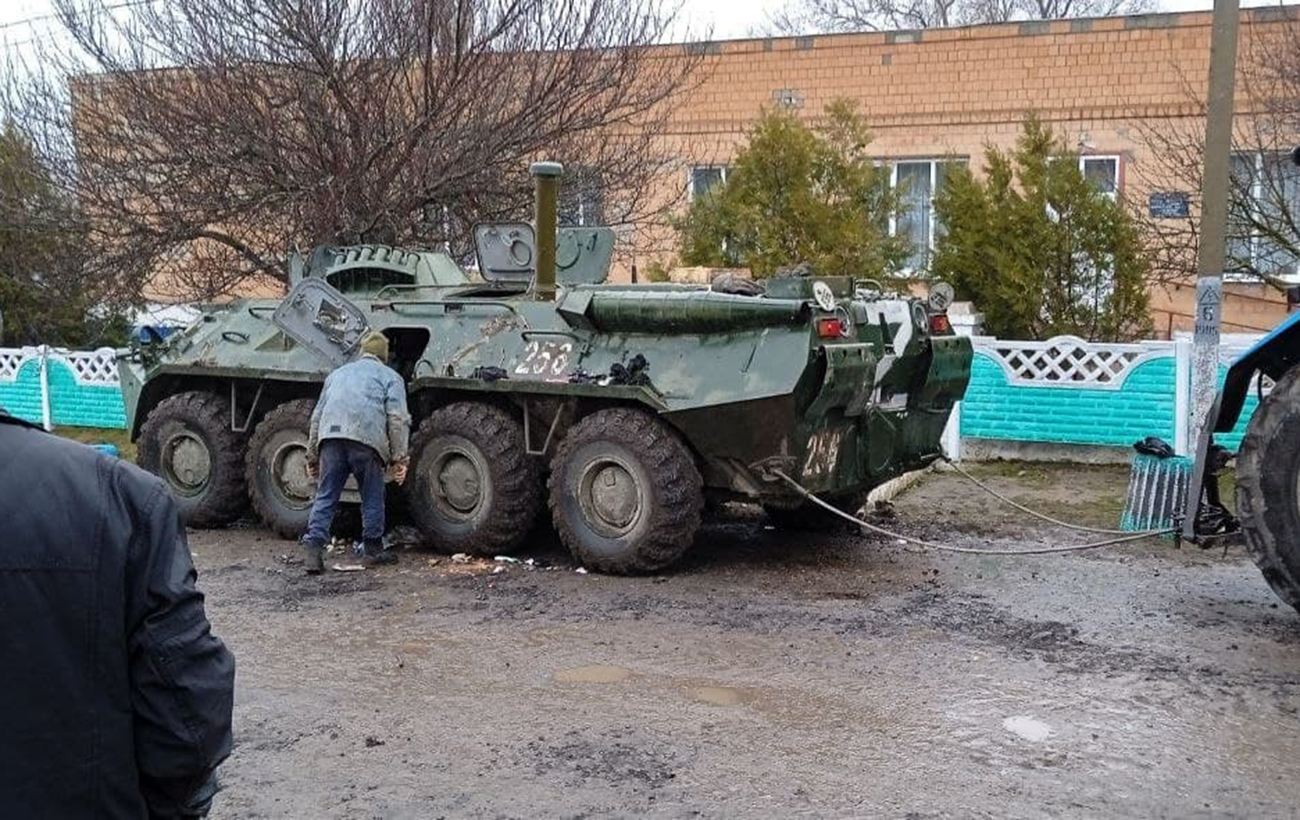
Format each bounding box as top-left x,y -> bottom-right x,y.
272,277 -> 370,368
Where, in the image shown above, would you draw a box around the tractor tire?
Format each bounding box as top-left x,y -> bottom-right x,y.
137,390 -> 248,527
246,399 -> 319,540
764,490 -> 870,532
407,402 -> 541,555
548,408 -> 702,574
1237,365 -> 1300,613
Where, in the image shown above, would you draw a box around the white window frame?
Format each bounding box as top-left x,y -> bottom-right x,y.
887,158 -> 967,274
1079,154 -> 1121,201
571,197 -> 597,227
687,165 -> 728,201
1227,150 -> 1296,283
559,172 -> 604,227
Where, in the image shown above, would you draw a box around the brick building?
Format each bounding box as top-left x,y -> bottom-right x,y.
622,8 -> 1298,337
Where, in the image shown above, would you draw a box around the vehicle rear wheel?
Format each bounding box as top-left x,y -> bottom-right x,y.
548,408 -> 702,574
764,490 -> 870,532
246,399 -> 318,540
407,402 -> 540,555
1237,366 -> 1300,613
137,390 -> 248,527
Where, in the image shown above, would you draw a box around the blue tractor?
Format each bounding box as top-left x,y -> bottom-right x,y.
1185,309 -> 1300,612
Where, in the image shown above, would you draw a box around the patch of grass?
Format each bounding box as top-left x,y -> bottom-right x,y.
961,459 -> 1126,482
1201,466 -> 1238,516
55,426 -> 136,462
1016,494 -> 1128,529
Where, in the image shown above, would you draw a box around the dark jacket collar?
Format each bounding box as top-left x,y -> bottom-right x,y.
0,408 -> 43,431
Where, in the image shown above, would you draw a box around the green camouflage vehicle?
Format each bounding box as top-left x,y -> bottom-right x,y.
120,163 -> 972,573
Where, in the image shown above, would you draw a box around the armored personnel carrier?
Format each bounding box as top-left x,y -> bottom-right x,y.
120,163 -> 971,573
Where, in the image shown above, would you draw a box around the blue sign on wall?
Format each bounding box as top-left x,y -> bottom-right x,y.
1149,191 -> 1190,219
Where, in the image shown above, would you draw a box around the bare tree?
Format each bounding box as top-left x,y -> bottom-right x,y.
1130,12 -> 1300,296
4,0 -> 703,303
762,0 -> 1151,36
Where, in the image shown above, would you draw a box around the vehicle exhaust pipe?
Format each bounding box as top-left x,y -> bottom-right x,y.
531,161 -> 562,302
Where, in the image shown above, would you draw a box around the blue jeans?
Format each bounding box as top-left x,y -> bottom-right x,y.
304,439 -> 386,547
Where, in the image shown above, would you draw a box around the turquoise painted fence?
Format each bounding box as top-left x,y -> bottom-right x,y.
962,354 -> 1178,446
955,335 -> 1262,456
0,347 -> 126,429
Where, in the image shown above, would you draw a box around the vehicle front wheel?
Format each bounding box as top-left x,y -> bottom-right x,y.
137,390 -> 248,526
1237,366 -> 1300,613
246,399 -> 319,540
406,402 -> 541,555
548,408 -> 702,574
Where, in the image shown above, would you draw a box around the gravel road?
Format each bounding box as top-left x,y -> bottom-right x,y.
194,464 -> 1300,819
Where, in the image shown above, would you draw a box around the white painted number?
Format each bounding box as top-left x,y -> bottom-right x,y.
514,340 -> 573,377
802,428 -> 846,479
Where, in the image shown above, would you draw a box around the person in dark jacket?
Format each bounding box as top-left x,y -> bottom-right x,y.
0,408 -> 235,819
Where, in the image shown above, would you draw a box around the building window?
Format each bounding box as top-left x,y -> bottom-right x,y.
689,165 -> 727,200
1228,151 -> 1300,280
889,159 -> 967,272
1080,155 -> 1119,200
560,169 -> 605,227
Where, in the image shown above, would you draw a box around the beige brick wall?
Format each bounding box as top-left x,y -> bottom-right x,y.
626,9 -> 1298,337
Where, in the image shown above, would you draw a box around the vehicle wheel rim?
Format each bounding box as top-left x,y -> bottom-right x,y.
578,456 -> 642,538
430,445 -> 485,520
271,439 -> 315,508
163,430 -> 211,497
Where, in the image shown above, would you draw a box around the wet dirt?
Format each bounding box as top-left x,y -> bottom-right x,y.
195,463 -> 1300,818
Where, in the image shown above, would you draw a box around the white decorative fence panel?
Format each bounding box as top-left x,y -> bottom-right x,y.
0,346 -> 127,429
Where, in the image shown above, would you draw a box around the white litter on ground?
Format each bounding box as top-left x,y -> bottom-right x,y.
1003,715 -> 1052,742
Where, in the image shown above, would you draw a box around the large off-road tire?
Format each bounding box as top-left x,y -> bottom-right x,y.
407,402 -> 541,555
137,390 -> 248,527
548,408 -> 703,574
246,399 -> 319,540
764,490 -> 871,532
1237,366 -> 1300,612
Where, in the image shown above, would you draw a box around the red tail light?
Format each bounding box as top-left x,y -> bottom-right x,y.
929,314 -> 952,334
816,317 -> 846,339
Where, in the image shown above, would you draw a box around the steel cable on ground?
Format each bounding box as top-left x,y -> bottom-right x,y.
773,471 -> 1173,556
938,456 -> 1135,535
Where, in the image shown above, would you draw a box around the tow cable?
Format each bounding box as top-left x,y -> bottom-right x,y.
938,457 -> 1133,535
772,468 -> 1174,557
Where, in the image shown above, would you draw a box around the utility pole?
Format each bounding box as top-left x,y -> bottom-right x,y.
1192,0 -> 1240,434
1183,0 -> 1239,539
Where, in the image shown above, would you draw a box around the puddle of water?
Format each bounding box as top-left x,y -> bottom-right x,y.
691,686 -> 753,707
553,665 -> 632,684
1003,715 -> 1052,742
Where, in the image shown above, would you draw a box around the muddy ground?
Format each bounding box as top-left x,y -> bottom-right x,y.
195,463 -> 1300,819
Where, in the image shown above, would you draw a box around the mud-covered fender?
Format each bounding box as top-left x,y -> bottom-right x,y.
1216,311 -> 1300,432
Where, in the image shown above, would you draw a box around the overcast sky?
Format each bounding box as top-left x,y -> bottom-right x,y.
0,0 -> 1288,49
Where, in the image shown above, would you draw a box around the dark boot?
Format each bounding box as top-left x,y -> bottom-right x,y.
302,539 -> 326,575
362,538 -> 396,566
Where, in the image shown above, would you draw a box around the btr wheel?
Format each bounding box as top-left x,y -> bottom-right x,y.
548,408 -> 702,574
1237,366 -> 1300,613
137,390 -> 248,527
407,402 -> 540,555
246,399 -> 319,540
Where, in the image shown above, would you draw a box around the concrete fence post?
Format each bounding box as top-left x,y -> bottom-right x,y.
38,345 -> 52,431
941,401 -> 962,462
1174,337 -> 1192,456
